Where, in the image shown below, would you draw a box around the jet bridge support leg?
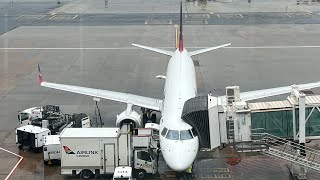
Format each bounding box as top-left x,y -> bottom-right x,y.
289,86 -> 307,179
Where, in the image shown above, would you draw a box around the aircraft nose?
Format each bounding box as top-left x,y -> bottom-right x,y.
167,160 -> 191,172
161,138 -> 199,171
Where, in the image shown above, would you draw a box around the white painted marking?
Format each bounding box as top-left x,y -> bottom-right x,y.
0,147 -> 21,157
287,14 -> 293,18
217,14 -> 221,18
1,46 -> 320,50
169,19 -> 172,24
50,13 -> 56,16
15,15 -> 23,19
49,15 -> 56,19
306,11 -> 312,14
72,15 -> 78,19
238,14 -> 243,18
145,20 -> 148,24
38,15 -> 46,19
0,147 -> 23,180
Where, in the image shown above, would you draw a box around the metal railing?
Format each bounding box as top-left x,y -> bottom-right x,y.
252,132 -> 320,172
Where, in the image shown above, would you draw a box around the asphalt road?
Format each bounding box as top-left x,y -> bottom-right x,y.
1,1 -> 320,35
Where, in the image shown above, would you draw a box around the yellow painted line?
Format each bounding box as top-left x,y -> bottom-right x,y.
175,25 -> 179,49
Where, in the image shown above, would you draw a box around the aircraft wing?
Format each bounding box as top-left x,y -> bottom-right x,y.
41,82 -> 163,111
218,81 -> 320,104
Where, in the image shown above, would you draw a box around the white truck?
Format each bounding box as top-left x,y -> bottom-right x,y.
16,125 -> 51,152
60,127 -> 157,179
43,135 -> 60,165
18,105 -> 91,134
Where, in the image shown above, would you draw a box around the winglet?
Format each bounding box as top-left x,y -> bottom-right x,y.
179,1 -> 183,52
38,64 -> 43,85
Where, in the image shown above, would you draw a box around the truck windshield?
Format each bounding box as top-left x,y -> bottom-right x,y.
166,130 -> 179,140
180,130 -> 193,140
137,151 -> 152,162
18,112 -> 29,122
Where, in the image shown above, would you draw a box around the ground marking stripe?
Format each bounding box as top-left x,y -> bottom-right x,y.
1,46 -> 320,50
0,147 -> 24,180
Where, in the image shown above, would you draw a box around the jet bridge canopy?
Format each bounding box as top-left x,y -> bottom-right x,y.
181,95 -> 210,149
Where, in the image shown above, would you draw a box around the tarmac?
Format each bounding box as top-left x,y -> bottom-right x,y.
1,0 -> 320,179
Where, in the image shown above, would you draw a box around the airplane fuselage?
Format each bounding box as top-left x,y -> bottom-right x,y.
159,49 -> 199,171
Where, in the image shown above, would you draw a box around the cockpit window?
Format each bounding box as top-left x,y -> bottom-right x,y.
180,130 -> 193,140
161,127 -> 168,137
166,130 -> 179,140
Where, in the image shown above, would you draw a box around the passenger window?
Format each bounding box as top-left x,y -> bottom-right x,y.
180,130 -> 193,140
161,127 -> 168,137
166,130 -> 179,140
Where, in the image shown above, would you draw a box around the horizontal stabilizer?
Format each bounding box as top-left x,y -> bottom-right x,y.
132,43 -> 174,56
189,43 -> 231,56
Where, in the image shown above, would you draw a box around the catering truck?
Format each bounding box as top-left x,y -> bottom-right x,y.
60,127 -> 157,179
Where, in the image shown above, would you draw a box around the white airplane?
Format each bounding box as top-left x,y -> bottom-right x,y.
38,2 -> 320,172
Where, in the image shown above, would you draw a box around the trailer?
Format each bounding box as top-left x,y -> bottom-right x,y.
16,125 -> 51,152
43,135 -> 60,165
60,126 -> 157,179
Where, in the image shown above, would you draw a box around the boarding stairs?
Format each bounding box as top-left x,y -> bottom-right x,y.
250,132 -> 320,172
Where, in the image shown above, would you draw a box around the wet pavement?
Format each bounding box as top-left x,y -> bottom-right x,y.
2,0 -> 320,179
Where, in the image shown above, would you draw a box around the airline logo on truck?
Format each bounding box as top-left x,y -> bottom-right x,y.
63,146 -> 75,154
63,146 -> 98,157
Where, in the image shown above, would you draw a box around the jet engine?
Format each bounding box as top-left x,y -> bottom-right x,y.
116,104 -> 142,128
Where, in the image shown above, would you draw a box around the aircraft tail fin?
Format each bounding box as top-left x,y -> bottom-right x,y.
38,64 -> 43,85
179,1 -> 183,52
188,43 -> 231,56
132,43 -> 174,56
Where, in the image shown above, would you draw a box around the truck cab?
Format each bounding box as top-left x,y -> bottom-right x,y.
133,149 -> 157,178
18,107 -> 43,126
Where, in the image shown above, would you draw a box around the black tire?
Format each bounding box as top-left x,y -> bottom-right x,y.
151,114 -> 156,123
142,114 -> 148,126
18,145 -> 23,150
44,160 -> 48,165
33,148 -> 39,153
137,170 -> 146,179
81,169 -> 93,179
